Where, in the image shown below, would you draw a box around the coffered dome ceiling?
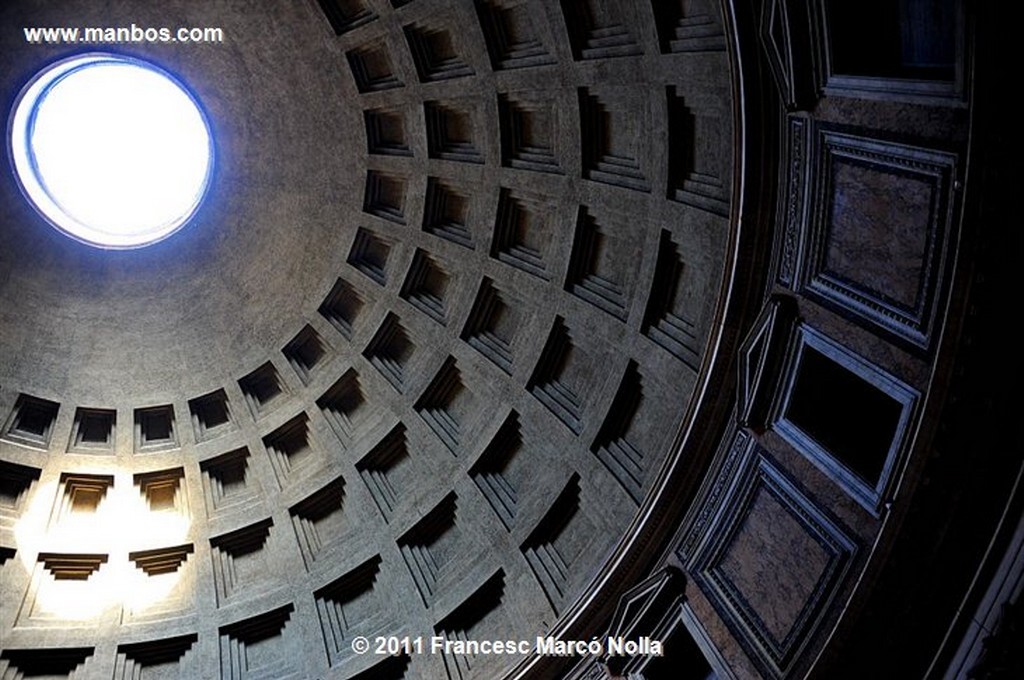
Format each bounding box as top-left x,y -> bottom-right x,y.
0,1 -> 1016,679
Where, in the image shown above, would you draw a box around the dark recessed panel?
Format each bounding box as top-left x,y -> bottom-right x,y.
498,92 -> 562,174
423,178 -> 474,248
774,326 -> 918,512
666,86 -> 730,216
559,0 -> 642,61
363,170 -> 408,225
461,277 -> 518,374
188,389 -> 233,442
134,405 -> 177,452
578,87 -> 651,193
641,230 -> 704,370
69,407 -> 116,453
348,228 -> 393,286
283,325 -> 327,385
319,278 -> 364,339
651,0 -> 725,54
238,363 -> 286,420
401,249 -> 452,326
819,0 -> 962,101
315,0 -> 377,35
476,0 -> 555,70
364,107 -> 413,157
3,394 -> 59,449
347,41 -> 402,93
404,21 -> 474,82
424,100 -> 485,164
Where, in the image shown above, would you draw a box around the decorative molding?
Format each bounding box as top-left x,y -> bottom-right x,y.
564,657 -> 610,680
736,295 -> 799,432
678,428 -> 752,563
758,0 -> 818,110
603,566 -> 737,679
777,115 -> 810,287
604,566 -> 685,649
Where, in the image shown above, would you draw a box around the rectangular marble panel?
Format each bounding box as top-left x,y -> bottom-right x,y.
802,126 -> 957,350
689,437 -> 856,678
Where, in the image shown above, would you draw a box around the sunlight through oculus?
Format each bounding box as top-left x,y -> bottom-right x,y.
9,53 -> 213,248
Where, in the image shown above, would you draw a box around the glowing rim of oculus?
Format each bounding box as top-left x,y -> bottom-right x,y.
8,53 -> 214,249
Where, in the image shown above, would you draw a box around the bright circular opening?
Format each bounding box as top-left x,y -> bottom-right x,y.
8,53 -> 213,249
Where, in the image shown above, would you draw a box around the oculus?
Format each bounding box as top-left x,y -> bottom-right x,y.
8,53 -> 213,248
